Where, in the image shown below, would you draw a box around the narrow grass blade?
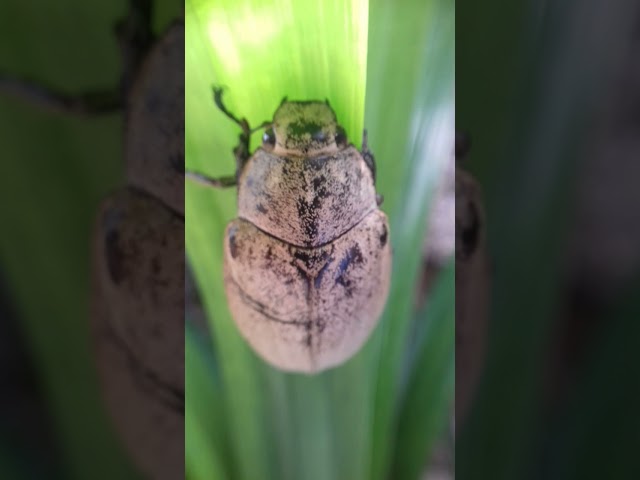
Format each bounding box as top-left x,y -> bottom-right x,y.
363,0 -> 454,478
186,324 -> 230,479
390,259 -> 455,480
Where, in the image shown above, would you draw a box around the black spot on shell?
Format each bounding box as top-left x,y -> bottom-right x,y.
336,275 -> 352,293
312,176 -> 324,190
457,201 -> 480,260
338,246 -> 364,274
294,250 -> 311,266
379,224 -> 388,247
335,245 -> 364,297
228,228 -> 238,259
256,203 -> 267,214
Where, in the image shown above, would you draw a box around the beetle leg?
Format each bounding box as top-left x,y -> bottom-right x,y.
361,129 -> 377,183
0,73 -> 122,115
185,171 -> 237,189
213,86 -> 265,173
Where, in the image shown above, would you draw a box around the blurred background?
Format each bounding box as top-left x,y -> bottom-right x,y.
2,0 -> 640,479
457,0 -> 640,479
0,0 -> 180,478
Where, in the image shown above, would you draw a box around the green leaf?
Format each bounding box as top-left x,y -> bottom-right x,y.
185,1 -> 454,479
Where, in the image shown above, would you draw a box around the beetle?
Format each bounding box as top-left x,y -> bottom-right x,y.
187,89 -> 392,373
1,2 -> 185,478
88,18 -> 186,480
91,18 -> 185,480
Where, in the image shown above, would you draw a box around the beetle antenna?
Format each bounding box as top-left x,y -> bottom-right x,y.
0,73 -> 122,116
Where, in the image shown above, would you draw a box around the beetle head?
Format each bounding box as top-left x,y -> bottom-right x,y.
262,101 -> 348,157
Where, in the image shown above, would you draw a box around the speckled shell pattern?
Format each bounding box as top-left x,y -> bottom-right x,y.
224,146 -> 392,373
239,146 -> 378,247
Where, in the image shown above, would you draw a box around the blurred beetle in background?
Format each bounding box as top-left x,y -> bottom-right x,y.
0,1 -> 185,478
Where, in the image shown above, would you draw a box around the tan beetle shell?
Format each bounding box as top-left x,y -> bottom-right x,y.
223,118 -> 392,373
91,21 -> 184,480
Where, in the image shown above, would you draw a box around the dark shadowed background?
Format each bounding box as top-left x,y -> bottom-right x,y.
456,1 -> 640,479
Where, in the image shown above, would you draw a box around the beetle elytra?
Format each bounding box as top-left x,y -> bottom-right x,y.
188,90 -> 392,373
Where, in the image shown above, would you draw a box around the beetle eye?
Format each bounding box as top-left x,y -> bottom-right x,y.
262,128 -> 275,148
335,127 -> 347,147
